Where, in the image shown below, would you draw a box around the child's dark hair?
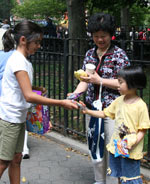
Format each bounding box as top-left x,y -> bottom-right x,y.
2,20 -> 43,52
117,65 -> 147,89
87,13 -> 115,36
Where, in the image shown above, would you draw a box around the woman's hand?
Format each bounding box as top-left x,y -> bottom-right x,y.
80,72 -> 101,85
67,93 -> 73,97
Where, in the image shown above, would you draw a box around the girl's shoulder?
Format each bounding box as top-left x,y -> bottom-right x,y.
9,50 -> 26,61
114,95 -> 124,102
110,95 -> 124,106
136,97 -> 148,107
7,50 -> 29,69
126,97 -> 148,111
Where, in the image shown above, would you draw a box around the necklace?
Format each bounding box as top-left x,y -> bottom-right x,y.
97,45 -> 110,59
98,52 -> 105,58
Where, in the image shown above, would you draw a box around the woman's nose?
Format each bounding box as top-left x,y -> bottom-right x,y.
97,37 -> 102,41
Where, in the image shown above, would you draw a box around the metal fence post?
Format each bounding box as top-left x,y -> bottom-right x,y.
63,38 -> 69,135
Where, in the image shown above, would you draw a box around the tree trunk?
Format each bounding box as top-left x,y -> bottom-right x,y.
66,0 -> 87,39
66,0 -> 88,75
121,6 -> 130,40
0,0 -> 11,21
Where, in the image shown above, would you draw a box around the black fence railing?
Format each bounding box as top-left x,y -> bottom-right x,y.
29,37 -> 150,166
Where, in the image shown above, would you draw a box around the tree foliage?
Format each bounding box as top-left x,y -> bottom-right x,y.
130,5 -> 150,26
86,0 -> 149,12
12,0 -> 67,19
86,0 -> 150,26
11,0 -> 150,26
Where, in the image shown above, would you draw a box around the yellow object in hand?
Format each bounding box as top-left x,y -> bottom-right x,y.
74,69 -> 88,81
22,177 -> 26,182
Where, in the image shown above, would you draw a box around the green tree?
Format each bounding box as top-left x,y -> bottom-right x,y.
85,0 -> 149,39
86,0 -> 149,25
12,0 -> 150,37
12,0 -> 66,20
130,5 -> 150,26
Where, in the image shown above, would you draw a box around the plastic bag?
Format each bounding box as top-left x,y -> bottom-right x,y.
114,138 -> 129,158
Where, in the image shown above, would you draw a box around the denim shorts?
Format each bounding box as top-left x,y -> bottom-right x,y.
108,153 -> 142,184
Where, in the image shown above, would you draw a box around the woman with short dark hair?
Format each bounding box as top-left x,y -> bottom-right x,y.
70,13 -> 130,184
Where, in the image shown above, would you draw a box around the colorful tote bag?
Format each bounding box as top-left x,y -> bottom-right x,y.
26,87 -> 50,134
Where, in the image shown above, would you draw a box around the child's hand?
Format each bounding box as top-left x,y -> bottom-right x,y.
124,134 -> 137,150
78,101 -> 88,113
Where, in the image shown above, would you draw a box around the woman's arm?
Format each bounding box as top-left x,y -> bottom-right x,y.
15,71 -> 78,110
81,72 -> 119,90
99,78 -> 119,90
73,81 -> 88,93
67,81 -> 88,97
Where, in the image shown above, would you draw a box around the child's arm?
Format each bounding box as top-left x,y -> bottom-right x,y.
125,129 -> 146,150
135,129 -> 147,146
83,108 -> 106,118
79,101 -> 106,118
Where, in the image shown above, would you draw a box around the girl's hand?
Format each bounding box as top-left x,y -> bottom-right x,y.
124,134 -> 137,150
125,129 -> 146,150
126,144 -> 132,150
61,99 -> 78,110
80,72 -> 101,85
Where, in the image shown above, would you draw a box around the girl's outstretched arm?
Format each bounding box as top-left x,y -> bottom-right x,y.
83,108 -> 106,118
15,71 -> 78,110
79,101 -> 106,118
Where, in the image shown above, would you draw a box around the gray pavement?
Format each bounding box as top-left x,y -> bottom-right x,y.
0,132 -> 94,184
0,131 -> 150,184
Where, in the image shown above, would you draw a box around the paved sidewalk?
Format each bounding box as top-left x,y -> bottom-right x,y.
0,133 -> 94,184
0,131 -> 150,184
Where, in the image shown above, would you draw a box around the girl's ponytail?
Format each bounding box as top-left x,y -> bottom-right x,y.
3,20 -> 43,52
2,29 -> 15,52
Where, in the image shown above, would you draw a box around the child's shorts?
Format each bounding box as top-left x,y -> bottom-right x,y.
108,153 -> 142,184
0,119 -> 25,161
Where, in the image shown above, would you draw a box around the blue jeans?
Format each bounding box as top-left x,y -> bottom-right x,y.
108,153 -> 142,184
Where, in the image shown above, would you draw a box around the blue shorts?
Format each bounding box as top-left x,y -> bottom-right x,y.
108,153 -> 142,184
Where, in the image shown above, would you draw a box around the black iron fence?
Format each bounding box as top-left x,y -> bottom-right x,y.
29,37 -> 150,166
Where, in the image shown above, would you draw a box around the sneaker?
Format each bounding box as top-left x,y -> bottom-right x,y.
22,154 -> 30,159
